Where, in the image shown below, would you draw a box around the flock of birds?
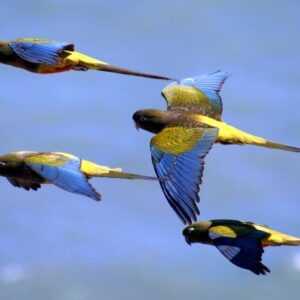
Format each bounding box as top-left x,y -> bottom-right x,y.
0,37 -> 300,275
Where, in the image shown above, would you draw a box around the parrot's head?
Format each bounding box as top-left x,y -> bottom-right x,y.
0,153 -> 21,164
0,151 -> 36,175
132,109 -> 169,134
0,41 -> 13,60
183,221 -> 212,245
0,151 -> 35,164
0,152 -> 27,177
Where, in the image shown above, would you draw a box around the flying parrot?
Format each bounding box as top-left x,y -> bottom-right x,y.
0,151 -> 158,201
132,71 -> 300,224
0,38 -> 174,80
183,219 -> 300,275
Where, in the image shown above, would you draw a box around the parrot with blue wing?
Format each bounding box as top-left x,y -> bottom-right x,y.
132,71 -> 300,224
0,38 -> 174,80
0,151 -> 158,201
183,219 -> 300,275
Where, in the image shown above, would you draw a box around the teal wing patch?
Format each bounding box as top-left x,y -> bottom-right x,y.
150,127 -> 218,224
9,39 -> 74,64
26,158 -> 101,201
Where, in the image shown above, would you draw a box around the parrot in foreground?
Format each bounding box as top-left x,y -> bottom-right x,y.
183,219 -> 300,275
0,38 -> 174,80
132,70 -> 300,224
0,151 -> 158,201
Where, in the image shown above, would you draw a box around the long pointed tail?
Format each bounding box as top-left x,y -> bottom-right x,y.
254,224 -> 300,246
80,159 -> 158,181
105,170 -> 159,181
263,233 -> 300,246
94,64 -> 175,81
216,119 -> 300,152
260,140 -> 300,152
281,239 -> 300,246
236,131 -> 300,152
62,50 -> 176,81
200,116 -> 300,152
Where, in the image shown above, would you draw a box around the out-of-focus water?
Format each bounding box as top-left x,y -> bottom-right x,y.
1,1 -> 300,299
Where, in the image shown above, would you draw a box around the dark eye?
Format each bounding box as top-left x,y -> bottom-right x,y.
139,116 -> 148,122
188,227 -> 195,233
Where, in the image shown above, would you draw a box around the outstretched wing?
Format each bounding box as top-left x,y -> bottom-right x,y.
208,225 -> 270,275
24,154 -> 101,201
150,126 -> 218,224
9,38 -> 74,64
162,70 -> 230,120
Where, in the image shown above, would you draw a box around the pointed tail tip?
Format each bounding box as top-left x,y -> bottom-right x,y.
97,64 -> 176,81
281,144 -> 300,153
264,141 -> 300,153
107,170 -> 159,181
282,145 -> 300,153
285,239 -> 300,246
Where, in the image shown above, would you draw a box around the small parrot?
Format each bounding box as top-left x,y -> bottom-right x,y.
132,71 -> 300,224
0,151 -> 158,201
0,38 -> 174,80
183,219 -> 300,275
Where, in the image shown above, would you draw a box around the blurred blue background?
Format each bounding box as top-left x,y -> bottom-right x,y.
1,1 -> 300,299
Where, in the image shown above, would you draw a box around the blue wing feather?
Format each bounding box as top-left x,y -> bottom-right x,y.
211,230 -> 270,275
27,158 -> 101,201
180,70 -> 230,114
9,40 -> 73,64
151,147 -> 194,221
151,127 -> 218,224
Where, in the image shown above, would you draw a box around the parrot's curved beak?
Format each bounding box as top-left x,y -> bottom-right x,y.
184,235 -> 192,245
182,227 -> 194,245
134,121 -> 140,130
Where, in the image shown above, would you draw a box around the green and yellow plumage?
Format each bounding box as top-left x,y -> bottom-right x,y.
252,223 -> 300,246
0,37 -> 174,80
195,114 -> 300,151
133,71 -> 300,224
162,84 -> 222,120
151,127 -> 206,155
0,151 -> 158,201
24,152 -> 75,167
